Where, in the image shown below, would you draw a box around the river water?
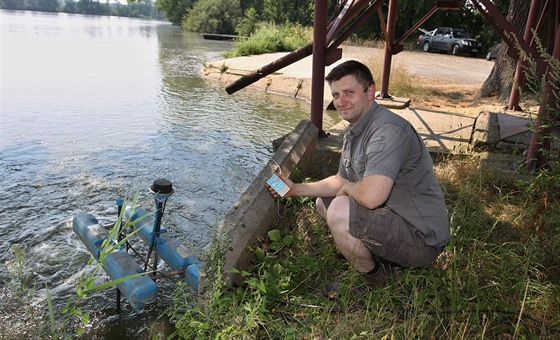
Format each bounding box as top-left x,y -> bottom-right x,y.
0,10 -> 335,338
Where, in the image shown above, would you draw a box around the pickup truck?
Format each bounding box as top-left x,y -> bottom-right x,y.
417,27 -> 482,57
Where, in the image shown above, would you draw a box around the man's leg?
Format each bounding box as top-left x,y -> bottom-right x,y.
317,196 -> 376,273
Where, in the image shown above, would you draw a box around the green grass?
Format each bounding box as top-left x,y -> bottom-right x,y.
170,155 -> 560,338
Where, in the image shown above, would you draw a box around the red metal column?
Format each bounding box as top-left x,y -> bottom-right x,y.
311,0 -> 328,137
379,0 -> 398,98
507,0 -> 543,111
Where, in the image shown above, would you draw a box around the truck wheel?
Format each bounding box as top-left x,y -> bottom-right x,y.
422,41 -> 430,52
451,44 -> 460,56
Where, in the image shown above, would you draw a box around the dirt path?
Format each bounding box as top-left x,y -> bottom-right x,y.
341,45 -> 504,117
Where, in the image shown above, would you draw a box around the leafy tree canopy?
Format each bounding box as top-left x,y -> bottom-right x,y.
155,0 -> 508,50
182,0 -> 241,34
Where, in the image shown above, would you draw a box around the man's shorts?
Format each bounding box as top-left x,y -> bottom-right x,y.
322,197 -> 443,267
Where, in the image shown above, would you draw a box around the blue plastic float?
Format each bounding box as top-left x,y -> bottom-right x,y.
72,179 -> 200,311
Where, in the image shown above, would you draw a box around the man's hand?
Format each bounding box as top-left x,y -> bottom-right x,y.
336,182 -> 354,197
266,172 -> 295,198
335,175 -> 394,210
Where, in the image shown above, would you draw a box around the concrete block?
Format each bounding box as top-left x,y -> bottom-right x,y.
216,120 -> 318,286
470,111 -> 500,150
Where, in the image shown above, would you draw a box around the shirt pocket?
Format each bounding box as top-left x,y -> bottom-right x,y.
352,159 -> 366,178
342,157 -> 357,181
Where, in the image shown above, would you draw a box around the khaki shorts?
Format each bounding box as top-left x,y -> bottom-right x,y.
322,197 -> 442,267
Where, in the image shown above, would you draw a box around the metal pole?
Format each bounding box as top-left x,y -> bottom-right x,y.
379,0 -> 398,98
329,1 -> 386,52
310,0 -> 328,137
115,198 -> 124,313
394,6 -> 439,46
507,0 -> 543,111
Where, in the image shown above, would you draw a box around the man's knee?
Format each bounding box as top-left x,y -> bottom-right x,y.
326,197 -> 350,228
315,198 -> 327,219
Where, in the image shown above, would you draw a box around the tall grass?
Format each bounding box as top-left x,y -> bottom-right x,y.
170,157 -> 560,338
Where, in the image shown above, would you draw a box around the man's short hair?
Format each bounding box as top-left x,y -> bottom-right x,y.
325,60 -> 375,91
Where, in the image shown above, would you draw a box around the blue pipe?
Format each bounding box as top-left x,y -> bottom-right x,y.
72,214 -> 158,310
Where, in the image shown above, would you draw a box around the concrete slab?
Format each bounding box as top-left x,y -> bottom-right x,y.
216,120 -> 318,286
497,112 -> 531,139
395,107 -> 475,154
471,111 -> 559,154
471,111 -> 501,150
375,96 -> 411,109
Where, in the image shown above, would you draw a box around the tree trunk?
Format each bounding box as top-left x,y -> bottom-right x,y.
478,0 -> 532,100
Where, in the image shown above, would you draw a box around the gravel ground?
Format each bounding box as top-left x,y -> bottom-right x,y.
342,45 -> 495,87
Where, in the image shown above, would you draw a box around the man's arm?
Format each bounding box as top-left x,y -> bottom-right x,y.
337,174 -> 393,209
267,173 -> 349,199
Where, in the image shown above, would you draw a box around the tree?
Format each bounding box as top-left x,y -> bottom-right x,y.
235,7 -> 259,36
156,0 -> 195,26
479,0 -> 531,100
261,0 -> 313,26
182,0 -> 241,34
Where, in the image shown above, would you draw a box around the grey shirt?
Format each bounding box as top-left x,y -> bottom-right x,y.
338,102 -> 450,247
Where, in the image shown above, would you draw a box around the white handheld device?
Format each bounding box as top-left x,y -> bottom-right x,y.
267,173 -> 290,197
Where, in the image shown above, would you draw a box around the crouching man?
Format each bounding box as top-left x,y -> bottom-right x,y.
267,60 -> 449,287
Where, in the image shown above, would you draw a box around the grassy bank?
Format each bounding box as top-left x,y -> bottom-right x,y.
170,154 -> 560,338
168,37 -> 560,338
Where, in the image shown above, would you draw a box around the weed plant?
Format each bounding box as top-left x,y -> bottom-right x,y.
170,156 -> 560,338
1,245 -> 46,338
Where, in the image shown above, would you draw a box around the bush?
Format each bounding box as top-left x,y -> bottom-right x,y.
182,0 -> 241,35
225,22 -> 312,58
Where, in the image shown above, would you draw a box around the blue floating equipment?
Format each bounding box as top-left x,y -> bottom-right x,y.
72,213 -> 158,310
184,262 -> 201,289
102,250 -> 158,310
72,178 -> 201,311
72,214 -> 109,261
124,206 -> 201,289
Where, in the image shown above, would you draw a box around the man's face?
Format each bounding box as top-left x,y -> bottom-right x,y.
329,75 -> 375,124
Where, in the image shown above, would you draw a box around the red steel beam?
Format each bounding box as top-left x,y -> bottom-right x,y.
224,43 -> 313,94
326,0 -> 356,43
394,6 -> 439,46
310,0 -> 328,136
379,0 -> 399,98
473,0 -> 545,73
328,0 -> 385,51
547,0 -> 559,54
508,0 -> 543,111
